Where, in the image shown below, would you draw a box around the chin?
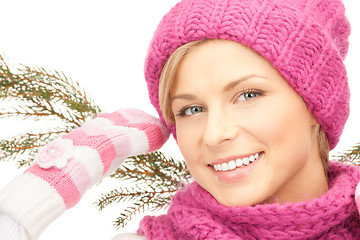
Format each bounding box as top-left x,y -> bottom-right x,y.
212,191 -> 263,207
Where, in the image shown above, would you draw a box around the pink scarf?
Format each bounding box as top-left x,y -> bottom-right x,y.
138,162 -> 360,239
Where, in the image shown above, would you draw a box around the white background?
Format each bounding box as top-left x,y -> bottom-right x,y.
0,1 -> 359,239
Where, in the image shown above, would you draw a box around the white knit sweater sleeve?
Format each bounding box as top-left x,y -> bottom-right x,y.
0,212 -> 29,240
0,211 -> 145,240
0,173 -> 66,240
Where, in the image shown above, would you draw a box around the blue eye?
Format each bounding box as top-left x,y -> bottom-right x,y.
177,106 -> 205,117
185,106 -> 204,115
237,90 -> 261,101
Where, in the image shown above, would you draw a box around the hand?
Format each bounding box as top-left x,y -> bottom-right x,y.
28,108 -> 170,208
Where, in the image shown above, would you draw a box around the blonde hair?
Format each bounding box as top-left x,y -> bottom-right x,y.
158,40 -> 330,178
159,40 -> 208,123
316,124 -> 330,179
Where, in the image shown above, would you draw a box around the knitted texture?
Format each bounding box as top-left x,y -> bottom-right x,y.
0,213 -> 22,240
356,182 -> 360,214
144,0 -> 351,150
138,162 -> 360,239
26,109 -> 170,209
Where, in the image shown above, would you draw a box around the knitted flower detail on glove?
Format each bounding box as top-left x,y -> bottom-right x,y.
35,138 -> 74,169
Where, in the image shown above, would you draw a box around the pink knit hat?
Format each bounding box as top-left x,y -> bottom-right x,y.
144,0 -> 351,150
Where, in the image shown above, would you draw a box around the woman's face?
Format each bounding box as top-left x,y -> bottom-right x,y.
170,40 -> 324,207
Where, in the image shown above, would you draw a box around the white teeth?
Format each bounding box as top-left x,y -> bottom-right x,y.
213,152 -> 261,172
236,158 -> 243,167
221,162 -> 229,171
228,160 -> 236,170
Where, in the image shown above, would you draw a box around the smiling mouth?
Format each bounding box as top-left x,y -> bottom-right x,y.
211,152 -> 263,172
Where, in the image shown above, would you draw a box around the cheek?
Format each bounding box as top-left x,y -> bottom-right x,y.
266,116 -> 311,169
176,121 -> 202,166
241,97 -> 314,153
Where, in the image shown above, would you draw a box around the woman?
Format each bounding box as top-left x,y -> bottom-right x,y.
1,0 -> 359,239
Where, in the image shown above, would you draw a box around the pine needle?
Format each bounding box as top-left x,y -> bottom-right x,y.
0,54 -> 101,166
96,151 -> 191,229
332,142 -> 360,167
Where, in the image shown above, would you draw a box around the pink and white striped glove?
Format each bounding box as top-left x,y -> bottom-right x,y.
0,108 -> 169,239
29,108 -> 170,208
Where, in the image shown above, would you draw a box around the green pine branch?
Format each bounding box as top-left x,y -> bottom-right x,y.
110,151 -> 190,184
333,142 -> 360,167
97,183 -> 176,229
0,129 -> 72,167
95,151 -> 191,229
0,54 -> 101,166
0,55 -> 100,125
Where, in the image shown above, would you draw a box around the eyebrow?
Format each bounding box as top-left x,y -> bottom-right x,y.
223,74 -> 266,91
171,74 -> 267,101
171,93 -> 197,101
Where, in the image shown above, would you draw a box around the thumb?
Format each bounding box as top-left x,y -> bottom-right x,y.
96,108 -> 170,153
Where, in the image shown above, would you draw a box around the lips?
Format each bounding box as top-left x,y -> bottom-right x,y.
211,152 -> 263,172
213,152 -> 261,171
209,152 -> 264,182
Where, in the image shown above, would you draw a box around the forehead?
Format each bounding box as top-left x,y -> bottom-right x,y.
171,40 -> 278,91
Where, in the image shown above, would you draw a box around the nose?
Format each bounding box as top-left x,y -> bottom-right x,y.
203,109 -> 238,148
